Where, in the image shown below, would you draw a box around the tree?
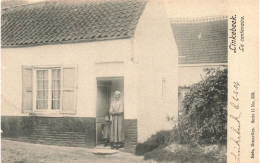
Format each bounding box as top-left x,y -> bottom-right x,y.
177,67 -> 227,145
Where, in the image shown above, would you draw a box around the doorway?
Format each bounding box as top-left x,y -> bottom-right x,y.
96,77 -> 124,146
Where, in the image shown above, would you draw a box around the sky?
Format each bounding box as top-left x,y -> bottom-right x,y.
166,0 -> 227,18
2,0 -> 228,18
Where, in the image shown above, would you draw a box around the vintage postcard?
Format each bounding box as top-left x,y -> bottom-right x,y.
1,0 -> 258,162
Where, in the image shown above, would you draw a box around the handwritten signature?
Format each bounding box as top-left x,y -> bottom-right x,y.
230,113 -> 241,162
229,81 -> 241,162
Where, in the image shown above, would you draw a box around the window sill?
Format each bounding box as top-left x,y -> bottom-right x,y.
29,110 -> 76,117
30,111 -> 62,117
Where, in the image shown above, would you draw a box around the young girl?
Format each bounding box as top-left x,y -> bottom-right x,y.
101,115 -> 111,147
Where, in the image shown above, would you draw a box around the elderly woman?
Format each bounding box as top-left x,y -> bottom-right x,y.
109,91 -> 124,149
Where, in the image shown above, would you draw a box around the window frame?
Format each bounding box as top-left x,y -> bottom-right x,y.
32,66 -> 63,113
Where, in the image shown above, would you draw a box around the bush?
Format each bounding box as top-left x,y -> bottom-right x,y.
144,144 -> 227,163
179,67 -> 227,145
135,130 -> 172,156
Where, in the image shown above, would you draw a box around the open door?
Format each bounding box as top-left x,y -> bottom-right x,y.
96,83 -> 110,145
96,78 -> 124,146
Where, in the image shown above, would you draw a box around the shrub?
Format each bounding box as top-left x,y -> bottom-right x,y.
144,145 -> 227,163
179,67 -> 227,145
135,130 -> 172,156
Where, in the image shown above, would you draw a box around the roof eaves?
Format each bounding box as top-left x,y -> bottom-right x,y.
1,1 -> 48,11
1,35 -> 132,48
170,15 -> 228,24
178,61 -> 228,66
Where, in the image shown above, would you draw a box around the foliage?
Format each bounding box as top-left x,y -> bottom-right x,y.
178,66 -> 227,145
143,144 -> 227,163
135,130 -> 172,156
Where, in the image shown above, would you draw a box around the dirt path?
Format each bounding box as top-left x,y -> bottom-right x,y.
1,140 -> 151,163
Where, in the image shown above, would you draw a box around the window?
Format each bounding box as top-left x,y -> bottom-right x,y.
35,69 -> 61,110
22,65 -> 77,114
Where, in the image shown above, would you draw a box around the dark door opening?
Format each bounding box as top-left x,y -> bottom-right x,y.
96,78 -> 124,146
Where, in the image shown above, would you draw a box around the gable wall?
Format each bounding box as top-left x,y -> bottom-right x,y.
133,0 -> 178,142
179,64 -> 227,86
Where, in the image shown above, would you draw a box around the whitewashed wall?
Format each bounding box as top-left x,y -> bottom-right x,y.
179,65 -> 226,86
1,39 -> 131,117
133,0 -> 178,142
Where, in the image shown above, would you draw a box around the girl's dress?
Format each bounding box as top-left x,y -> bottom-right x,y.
102,121 -> 111,140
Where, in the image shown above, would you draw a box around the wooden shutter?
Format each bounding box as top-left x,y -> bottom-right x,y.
22,65 -> 33,113
62,65 -> 78,114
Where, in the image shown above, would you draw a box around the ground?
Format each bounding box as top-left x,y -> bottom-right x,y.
1,140 -> 149,163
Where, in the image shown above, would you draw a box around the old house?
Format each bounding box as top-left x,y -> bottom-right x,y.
170,16 -> 228,114
1,0 -> 178,152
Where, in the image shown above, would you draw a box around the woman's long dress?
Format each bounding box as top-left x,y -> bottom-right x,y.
109,100 -> 124,143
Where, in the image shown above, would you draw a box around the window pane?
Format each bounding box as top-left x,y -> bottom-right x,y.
37,80 -> 43,89
36,100 -> 48,109
52,80 -> 60,90
43,70 -> 48,79
36,70 -> 49,110
37,90 -> 48,99
51,69 -> 61,110
37,70 -> 48,79
43,80 -> 48,89
52,100 -> 56,110
36,100 -> 42,109
52,90 -> 60,99
37,70 -> 43,79
52,100 -> 60,110
52,69 -> 61,79
43,100 -> 48,109
37,80 -> 48,89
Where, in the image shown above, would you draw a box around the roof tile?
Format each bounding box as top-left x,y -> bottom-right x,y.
2,0 -> 146,47
171,19 -> 228,64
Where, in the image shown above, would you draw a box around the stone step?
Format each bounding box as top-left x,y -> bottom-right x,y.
91,148 -> 119,155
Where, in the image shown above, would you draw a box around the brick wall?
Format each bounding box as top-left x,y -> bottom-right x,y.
124,119 -> 138,153
1,116 -> 96,148
2,116 -> 139,153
